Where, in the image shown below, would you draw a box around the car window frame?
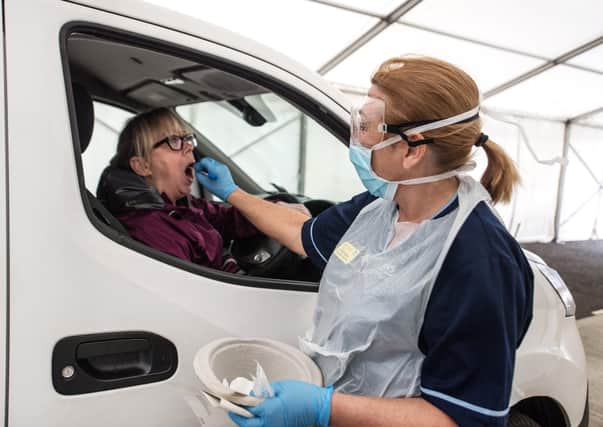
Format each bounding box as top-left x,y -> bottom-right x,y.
60,22 -> 349,292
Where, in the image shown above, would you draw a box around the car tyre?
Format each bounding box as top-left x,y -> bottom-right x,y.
508,410 -> 542,426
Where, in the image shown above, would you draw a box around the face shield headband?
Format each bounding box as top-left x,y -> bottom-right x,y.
377,105 -> 481,148
350,95 -> 481,149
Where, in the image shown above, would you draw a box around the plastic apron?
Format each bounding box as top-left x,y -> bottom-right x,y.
299,175 -> 492,397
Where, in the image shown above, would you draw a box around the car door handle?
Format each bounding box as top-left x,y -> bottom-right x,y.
52,331 -> 178,395
77,337 -> 150,358
76,338 -> 153,379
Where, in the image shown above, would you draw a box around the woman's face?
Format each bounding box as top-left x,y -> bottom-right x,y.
146,125 -> 196,203
365,85 -> 429,182
365,85 -> 408,181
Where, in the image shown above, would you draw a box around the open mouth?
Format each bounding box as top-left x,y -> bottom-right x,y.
184,163 -> 195,179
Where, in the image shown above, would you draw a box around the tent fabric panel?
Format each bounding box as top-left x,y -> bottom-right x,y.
399,0 -> 603,59
320,0 -> 406,15
325,23 -> 544,92
484,65 -> 603,121
475,116 -> 564,242
559,125 -> 603,241
567,43 -> 603,73
146,0 -> 378,70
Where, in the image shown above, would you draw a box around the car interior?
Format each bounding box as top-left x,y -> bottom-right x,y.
65,30 -> 338,283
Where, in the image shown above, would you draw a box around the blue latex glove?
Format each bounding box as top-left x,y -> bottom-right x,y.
194,157 -> 238,201
229,380 -> 333,427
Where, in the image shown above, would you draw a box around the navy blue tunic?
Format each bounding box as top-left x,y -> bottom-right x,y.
301,192 -> 533,426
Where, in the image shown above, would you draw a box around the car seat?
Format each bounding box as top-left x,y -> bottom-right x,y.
96,165 -> 165,214
71,82 -> 129,235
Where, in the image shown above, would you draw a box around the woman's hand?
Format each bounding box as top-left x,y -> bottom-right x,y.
229,381 -> 333,427
194,157 -> 238,201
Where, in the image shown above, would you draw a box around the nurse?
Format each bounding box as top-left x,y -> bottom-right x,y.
196,55 -> 533,427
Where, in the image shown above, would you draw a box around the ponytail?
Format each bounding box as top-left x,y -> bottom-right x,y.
480,138 -> 520,204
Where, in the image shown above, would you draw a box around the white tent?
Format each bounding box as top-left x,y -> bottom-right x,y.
141,0 -> 603,243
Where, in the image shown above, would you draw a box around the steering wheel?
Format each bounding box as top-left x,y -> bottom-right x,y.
230,192 -> 304,278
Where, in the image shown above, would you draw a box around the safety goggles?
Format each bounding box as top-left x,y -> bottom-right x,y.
153,133 -> 197,151
350,96 -> 480,150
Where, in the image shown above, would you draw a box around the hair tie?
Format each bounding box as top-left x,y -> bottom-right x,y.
475,133 -> 488,147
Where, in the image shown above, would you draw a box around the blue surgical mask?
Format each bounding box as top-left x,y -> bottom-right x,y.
349,136 -> 477,201
348,143 -> 398,200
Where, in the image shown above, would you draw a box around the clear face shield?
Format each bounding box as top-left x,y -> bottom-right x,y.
350,96 -> 481,150
350,96 -> 390,149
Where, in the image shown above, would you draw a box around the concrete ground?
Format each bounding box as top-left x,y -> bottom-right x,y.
578,315 -> 603,427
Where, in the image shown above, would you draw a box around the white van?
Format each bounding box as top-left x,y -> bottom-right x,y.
0,0 -> 589,426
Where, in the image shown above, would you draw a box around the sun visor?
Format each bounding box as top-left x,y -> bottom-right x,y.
182,68 -> 267,100
125,81 -> 198,108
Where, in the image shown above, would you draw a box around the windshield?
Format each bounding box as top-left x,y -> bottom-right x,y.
177,93 -> 363,201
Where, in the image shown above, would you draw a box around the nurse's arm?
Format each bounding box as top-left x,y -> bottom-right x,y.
330,393 -> 457,427
227,188 -> 308,256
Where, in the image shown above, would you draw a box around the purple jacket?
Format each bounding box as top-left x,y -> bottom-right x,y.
116,195 -> 258,272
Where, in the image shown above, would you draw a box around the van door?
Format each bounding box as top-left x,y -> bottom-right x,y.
0,2 -> 7,424
4,1 -> 349,426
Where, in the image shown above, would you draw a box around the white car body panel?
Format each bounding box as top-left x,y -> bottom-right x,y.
513,254 -> 587,426
70,0 -> 353,117
5,1 -> 320,426
1,0 -> 588,426
0,3 -> 7,420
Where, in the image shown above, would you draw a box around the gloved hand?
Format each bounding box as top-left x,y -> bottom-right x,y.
194,157 -> 238,201
229,380 -> 333,427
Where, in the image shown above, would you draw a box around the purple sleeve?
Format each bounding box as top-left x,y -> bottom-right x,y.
118,211 -> 194,262
190,198 -> 259,242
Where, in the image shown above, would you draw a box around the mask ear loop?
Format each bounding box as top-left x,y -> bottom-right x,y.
392,160 -> 477,186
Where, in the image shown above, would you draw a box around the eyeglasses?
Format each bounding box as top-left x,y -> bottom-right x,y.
153,134 -> 197,151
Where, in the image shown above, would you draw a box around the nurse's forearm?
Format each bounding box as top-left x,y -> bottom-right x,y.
227,188 -> 308,256
330,393 -> 457,427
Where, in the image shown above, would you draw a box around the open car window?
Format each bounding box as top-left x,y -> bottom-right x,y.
65,27 -> 360,286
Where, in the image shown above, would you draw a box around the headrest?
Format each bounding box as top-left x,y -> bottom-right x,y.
72,83 -> 94,154
96,166 -> 165,214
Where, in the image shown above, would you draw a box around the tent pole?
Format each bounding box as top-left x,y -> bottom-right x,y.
317,0 -> 422,75
553,121 -> 572,242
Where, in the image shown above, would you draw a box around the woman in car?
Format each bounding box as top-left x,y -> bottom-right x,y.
97,107 -> 262,273
197,56 -> 534,427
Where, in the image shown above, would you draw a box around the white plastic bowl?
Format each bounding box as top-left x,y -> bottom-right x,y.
193,337 -> 323,406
